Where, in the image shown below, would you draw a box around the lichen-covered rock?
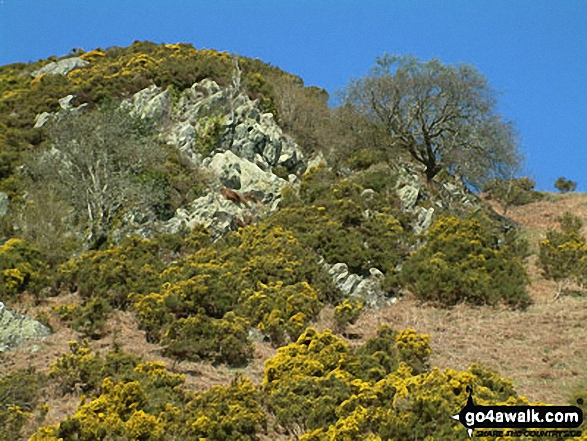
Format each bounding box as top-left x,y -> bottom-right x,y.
325,262 -> 394,308
207,150 -> 286,202
58,94 -> 75,110
31,57 -> 89,77
160,78 -> 306,173
125,84 -> 171,120
34,112 -> 52,128
164,189 -> 262,240
397,184 -> 419,209
0,302 -> 51,352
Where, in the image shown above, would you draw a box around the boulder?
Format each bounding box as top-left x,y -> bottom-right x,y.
33,96 -> 88,128
306,152 -> 326,172
414,207 -> 435,234
31,57 -> 89,77
351,268 -> 395,308
34,112 -> 52,128
324,262 -> 395,307
58,94 -> 75,110
0,302 -> 51,352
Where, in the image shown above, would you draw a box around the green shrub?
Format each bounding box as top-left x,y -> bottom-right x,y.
353,163 -> 397,193
269,194 -> 407,275
0,238 -> 50,302
162,312 -> 253,366
71,297 -> 113,339
57,237 -> 165,308
400,214 -> 530,307
264,326 -> 525,440
180,377 -> 267,440
48,340 -> 142,396
195,115 -> 224,156
49,340 -> 104,394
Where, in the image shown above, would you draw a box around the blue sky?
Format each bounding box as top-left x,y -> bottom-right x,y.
1,0 -> 586,191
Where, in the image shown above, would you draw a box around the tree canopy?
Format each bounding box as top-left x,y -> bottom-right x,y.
341,54 -> 521,187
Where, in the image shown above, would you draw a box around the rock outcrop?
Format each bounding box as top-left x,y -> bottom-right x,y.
324,262 -> 396,308
0,302 -> 51,352
31,57 -> 89,77
124,78 -> 306,175
33,94 -> 88,128
206,150 -> 286,202
165,190 -> 254,239
393,163 -> 435,233
124,85 -> 171,121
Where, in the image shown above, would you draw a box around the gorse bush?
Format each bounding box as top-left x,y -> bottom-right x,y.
239,281 -> 323,345
400,214 -> 530,307
179,377 -> 267,440
34,345 -> 265,441
31,326 -> 567,441
57,236 -> 166,308
333,299 -> 363,333
264,327 -> 526,440
0,237 -> 50,302
162,312 -> 253,367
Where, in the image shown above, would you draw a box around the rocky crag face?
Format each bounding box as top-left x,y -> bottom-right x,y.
136,78 -> 306,238
28,58 -> 497,311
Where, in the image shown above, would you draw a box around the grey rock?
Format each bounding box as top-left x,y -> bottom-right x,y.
306,152 -> 326,172
59,94 -> 75,110
397,184 -> 419,209
340,274 -> 362,295
328,262 -> 349,279
270,198 -> 282,211
164,192 -> 241,239
323,261 -> 393,308
414,207 -> 434,234
34,112 -> 52,128
127,85 -> 171,120
369,267 -> 384,279
0,192 -> 8,217
0,302 -> 51,352
31,57 -> 89,77
208,151 -> 286,202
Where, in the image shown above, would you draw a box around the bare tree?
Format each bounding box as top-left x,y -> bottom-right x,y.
30,106 -> 167,249
341,54 -> 521,187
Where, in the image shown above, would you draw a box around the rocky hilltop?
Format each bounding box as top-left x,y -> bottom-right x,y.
0,42 -> 574,441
